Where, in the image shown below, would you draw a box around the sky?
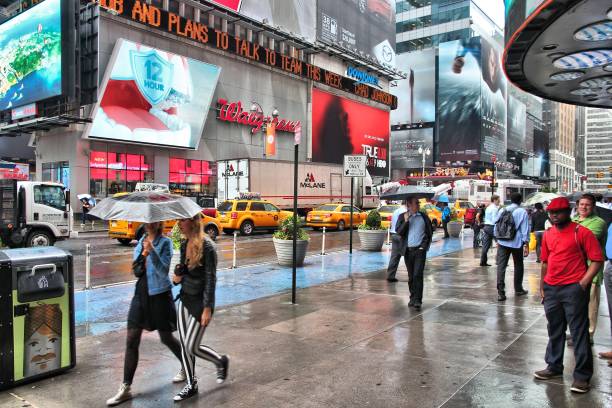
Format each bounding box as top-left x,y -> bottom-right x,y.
471,0 -> 505,30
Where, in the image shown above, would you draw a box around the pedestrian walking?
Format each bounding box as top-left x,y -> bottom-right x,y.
531,202 -> 548,263
472,204 -> 486,248
172,214 -> 229,402
494,192 -> 530,301
572,193 -> 607,343
598,223 -> 612,365
534,197 -> 604,394
436,196 -> 451,239
81,197 -> 91,227
480,195 -> 500,267
107,222 -> 183,406
386,201 -> 407,282
395,197 -> 433,310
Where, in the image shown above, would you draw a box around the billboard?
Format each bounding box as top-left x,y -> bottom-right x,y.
312,88 -> 389,176
437,39 -> 482,162
0,0 -> 63,110
210,0 -> 316,42
391,49 -> 435,125
390,128 -> 433,170
317,0 -> 396,67
507,94 -> 526,152
87,39 -> 221,149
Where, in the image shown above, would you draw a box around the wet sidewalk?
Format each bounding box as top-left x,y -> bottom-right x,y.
2,242 -> 611,407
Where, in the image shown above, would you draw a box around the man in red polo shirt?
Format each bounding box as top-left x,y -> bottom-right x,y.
534,197 -> 604,394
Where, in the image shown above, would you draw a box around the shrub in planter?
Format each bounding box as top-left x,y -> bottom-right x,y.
358,209 -> 387,251
273,216 -> 310,266
447,208 -> 463,237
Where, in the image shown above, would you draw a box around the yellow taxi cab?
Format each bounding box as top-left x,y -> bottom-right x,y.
422,203 -> 443,229
216,194 -> 293,236
377,204 -> 402,230
108,193 -> 223,244
306,203 -> 366,230
451,200 -> 475,220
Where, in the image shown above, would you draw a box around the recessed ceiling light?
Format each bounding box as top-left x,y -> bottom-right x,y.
550,71 -> 584,81
570,88 -> 598,96
574,21 -> 612,41
604,64 -> 612,72
587,96 -> 599,101
542,44 -> 558,50
580,76 -> 612,88
608,87 -> 612,94
553,49 -> 612,69
608,8 -> 612,20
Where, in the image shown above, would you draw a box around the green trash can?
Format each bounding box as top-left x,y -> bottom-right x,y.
0,247 -> 75,390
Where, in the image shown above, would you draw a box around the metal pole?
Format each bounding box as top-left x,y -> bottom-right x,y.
321,226 -> 326,255
422,151 -> 425,184
232,231 -> 238,269
349,177 -> 354,254
292,142 -> 298,304
85,243 -> 91,289
386,226 -> 391,245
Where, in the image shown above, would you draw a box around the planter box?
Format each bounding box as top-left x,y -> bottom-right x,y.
447,221 -> 462,237
358,229 -> 387,251
273,238 -> 309,266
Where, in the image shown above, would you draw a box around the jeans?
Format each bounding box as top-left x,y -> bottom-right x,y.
404,247 -> 426,303
604,261 -> 612,335
472,224 -> 481,248
386,234 -> 403,280
496,244 -> 525,295
534,231 -> 544,261
543,283 -> 593,382
480,225 -> 494,265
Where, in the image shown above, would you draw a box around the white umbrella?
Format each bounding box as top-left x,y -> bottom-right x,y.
523,192 -> 560,207
77,193 -> 92,200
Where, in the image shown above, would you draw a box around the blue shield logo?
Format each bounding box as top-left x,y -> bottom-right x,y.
130,50 -> 173,106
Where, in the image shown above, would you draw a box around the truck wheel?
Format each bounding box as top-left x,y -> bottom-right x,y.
337,220 -> 345,231
205,225 -> 219,241
117,238 -> 132,246
240,220 -> 254,236
27,230 -> 55,247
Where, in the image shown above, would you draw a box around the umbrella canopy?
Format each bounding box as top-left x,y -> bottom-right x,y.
88,192 -> 202,223
77,193 -> 92,200
379,185 -> 435,201
524,192 -> 560,207
595,203 -> 612,225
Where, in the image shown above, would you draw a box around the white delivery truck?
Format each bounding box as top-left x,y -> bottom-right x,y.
0,180 -> 73,248
217,159 -> 379,212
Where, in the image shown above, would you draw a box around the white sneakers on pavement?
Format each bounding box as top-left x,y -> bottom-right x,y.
106,383 -> 132,406
172,368 -> 187,383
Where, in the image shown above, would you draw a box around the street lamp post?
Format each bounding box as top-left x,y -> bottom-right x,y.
418,146 -> 430,185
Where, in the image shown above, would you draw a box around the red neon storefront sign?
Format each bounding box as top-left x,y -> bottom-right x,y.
216,98 -> 300,134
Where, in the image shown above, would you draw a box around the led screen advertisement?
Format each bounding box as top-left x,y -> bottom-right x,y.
311,88 -> 389,176
391,49 -> 435,125
0,0 -> 63,111
317,0 -> 396,68
507,94 -> 526,151
87,39 -> 221,149
390,128 -> 433,170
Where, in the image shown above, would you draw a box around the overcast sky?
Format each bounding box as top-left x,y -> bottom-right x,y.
471,0 -> 505,29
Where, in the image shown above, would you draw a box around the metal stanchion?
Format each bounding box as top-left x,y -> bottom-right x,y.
85,243 -> 91,290
386,227 -> 391,245
321,226 -> 326,255
232,231 -> 238,269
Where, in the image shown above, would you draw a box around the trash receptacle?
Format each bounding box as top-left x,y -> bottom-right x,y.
0,246 -> 75,390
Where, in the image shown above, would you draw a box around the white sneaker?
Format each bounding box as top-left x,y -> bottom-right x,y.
172,368 -> 186,383
106,383 -> 132,406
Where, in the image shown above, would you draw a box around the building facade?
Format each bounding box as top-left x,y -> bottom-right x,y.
584,108 -> 612,193
574,106 -> 586,190
543,100 -> 576,193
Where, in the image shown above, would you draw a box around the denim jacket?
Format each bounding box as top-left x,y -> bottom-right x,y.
134,235 -> 173,296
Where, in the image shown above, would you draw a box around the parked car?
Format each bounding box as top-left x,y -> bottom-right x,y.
216,198 -> 293,236
452,200 -> 476,220
422,203 -> 442,229
377,204 -> 401,230
306,203 -> 366,231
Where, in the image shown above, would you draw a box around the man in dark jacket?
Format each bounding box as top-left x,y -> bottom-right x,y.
395,197 -> 434,310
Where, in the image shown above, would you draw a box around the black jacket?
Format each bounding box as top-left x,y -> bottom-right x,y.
179,237 -> 218,313
395,210 -> 434,251
530,210 -> 548,232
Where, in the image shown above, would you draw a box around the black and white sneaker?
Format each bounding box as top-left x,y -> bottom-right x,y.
216,355 -> 230,384
173,382 -> 198,402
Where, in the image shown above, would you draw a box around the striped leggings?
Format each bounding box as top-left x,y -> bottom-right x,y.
177,300 -> 223,386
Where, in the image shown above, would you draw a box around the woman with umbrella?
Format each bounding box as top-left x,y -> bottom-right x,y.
172,213 -> 229,402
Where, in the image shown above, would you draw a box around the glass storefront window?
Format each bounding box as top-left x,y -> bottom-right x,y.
169,158 -> 217,197
42,162 -> 70,187
90,150 -> 152,198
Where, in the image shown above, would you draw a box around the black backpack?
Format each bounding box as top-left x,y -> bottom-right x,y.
494,207 -> 517,240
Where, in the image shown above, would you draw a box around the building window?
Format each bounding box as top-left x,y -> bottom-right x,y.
42,161 -> 70,187
89,151 -> 153,199
169,158 -> 217,197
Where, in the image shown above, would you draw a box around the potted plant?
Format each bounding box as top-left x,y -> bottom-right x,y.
273,216 -> 310,266
446,208 -> 463,237
358,209 -> 387,251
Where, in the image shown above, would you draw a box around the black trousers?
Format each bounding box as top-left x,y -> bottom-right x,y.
472,223 -> 481,248
480,225 -> 494,265
543,283 -> 592,382
496,244 -> 525,295
386,234 -> 403,279
442,221 -> 449,238
404,248 -> 426,303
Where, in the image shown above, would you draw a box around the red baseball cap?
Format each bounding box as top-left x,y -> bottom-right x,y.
547,197 -> 571,211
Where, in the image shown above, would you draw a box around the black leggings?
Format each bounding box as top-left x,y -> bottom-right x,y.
123,328 -> 182,385
177,300 -> 224,386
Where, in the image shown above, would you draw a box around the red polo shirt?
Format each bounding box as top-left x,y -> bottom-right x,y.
541,222 -> 604,286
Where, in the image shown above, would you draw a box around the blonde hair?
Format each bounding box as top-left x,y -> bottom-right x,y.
185,214 -> 205,269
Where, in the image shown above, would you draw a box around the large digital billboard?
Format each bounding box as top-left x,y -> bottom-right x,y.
312,88 -> 389,176
317,0 -> 396,68
437,39 -> 482,162
391,49 -> 435,125
210,0 -> 316,42
507,94 -> 526,152
0,0 -> 63,110
87,39 -> 221,149
390,128 -> 433,170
